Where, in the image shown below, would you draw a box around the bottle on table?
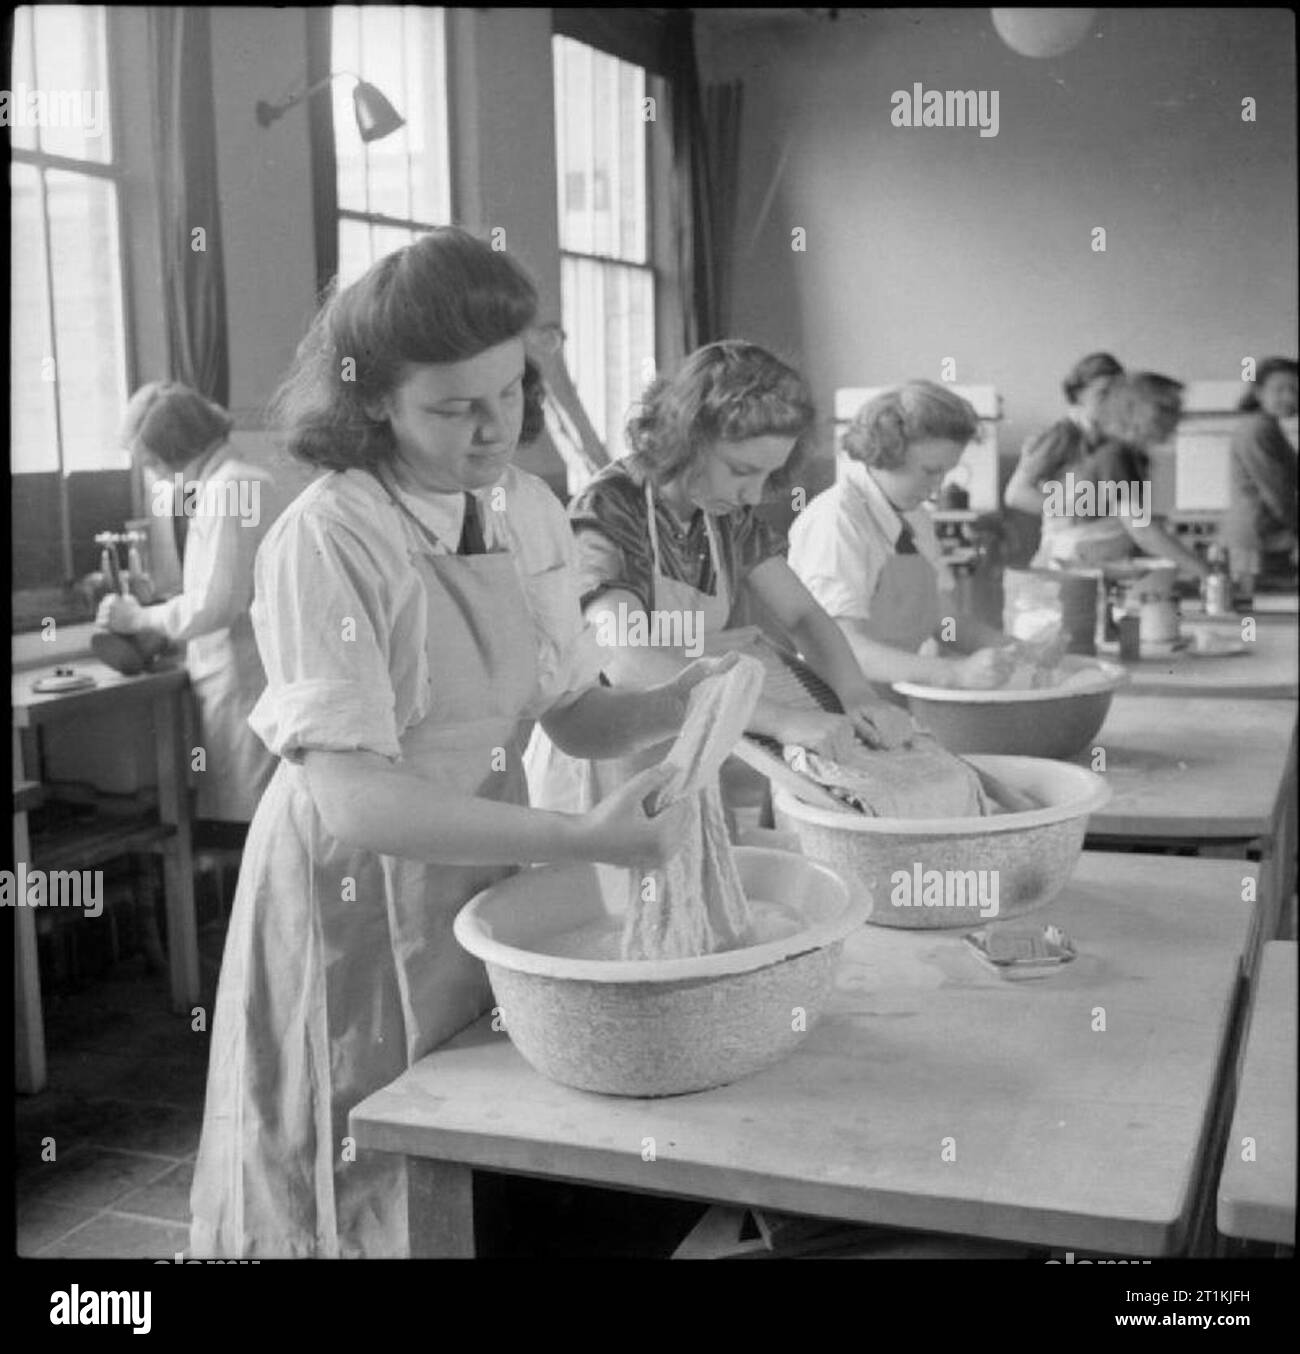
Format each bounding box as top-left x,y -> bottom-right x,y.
1202,544 -> 1232,617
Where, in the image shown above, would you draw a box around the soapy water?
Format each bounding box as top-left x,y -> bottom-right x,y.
534,899 -> 807,961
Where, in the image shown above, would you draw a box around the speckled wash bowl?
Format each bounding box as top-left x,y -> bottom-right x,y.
453,847 -> 867,1097
892,657 -> 1128,760
774,756 -> 1110,931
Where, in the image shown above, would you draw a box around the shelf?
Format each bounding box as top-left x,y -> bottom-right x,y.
30,812 -> 176,871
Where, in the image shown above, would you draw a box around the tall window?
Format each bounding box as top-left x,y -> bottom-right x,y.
10,4 -> 129,479
331,5 -> 451,286
553,35 -> 657,460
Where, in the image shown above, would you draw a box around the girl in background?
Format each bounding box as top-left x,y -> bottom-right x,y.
1224,357 -> 1298,591
1004,351 -> 1123,519
790,381 -> 1023,687
98,383 -> 297,840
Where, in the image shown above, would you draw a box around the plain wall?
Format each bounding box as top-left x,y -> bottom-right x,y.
697,7 -> 1299,483
206,5 -> 565,486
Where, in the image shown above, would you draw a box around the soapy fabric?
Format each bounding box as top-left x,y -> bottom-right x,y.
784,734 -> 993,819
620,654 -> 767,960
989,661 -> 1115,692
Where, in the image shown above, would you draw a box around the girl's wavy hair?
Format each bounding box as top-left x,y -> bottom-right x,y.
120,381 -> 233,470
1062,351 -> 1123,404
269,227 -> 546,471
624,341 -> 816,491
1238,357 -> 1298,412
842,381 -> 979,469
1094,371 -> 1184,447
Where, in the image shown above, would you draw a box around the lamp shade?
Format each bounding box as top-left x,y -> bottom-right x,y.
991,8 -> 1097,59
353,80 -> 405,143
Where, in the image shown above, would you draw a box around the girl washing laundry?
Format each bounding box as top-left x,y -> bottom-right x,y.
788,381 -> 1028,688
189,229 -> 722,1258
1027,371 -> 1209,578
525,341 -> 916,815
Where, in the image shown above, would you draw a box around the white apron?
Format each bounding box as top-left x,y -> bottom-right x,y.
189,474 -> 539,1258
865,549 -> 945,654
524,480 -> 732,812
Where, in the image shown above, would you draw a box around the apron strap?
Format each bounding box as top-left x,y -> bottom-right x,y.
643,479 -> 730,615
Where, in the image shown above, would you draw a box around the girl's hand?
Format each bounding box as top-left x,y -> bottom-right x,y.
949,646 -> 1015,690
1010,634 -> 1067,669
579,764 -> 693,869
96,594 -> 144,634
841,697 -> 915,749
774,708 -> 859,762
660,651 -> 742,720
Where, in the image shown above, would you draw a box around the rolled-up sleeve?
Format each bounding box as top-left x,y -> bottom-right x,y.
248,508 -> 407,763
789,494 -> 887,623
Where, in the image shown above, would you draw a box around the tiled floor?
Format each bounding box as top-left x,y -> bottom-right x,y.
14,889 -> 705,1259
14,912 -> 223,1259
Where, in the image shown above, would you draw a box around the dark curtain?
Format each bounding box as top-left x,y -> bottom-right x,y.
665,13 -> 742,351
702,80 -> 744,339
147,7 -> 229,407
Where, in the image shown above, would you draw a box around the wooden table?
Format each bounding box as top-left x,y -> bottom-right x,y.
1082,695 -> 1297,967
1100,611 -> 1297,699
11,658 -> 197,1094
351,852 -> 1253,1258
1217,941 -> 1297,1248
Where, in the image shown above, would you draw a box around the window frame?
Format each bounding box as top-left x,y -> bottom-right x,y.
552,34 -> 663,460
9,3 -> 138,581
308,5 -> 454,295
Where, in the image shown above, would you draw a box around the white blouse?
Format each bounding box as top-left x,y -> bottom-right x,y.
247,463 -> 602,763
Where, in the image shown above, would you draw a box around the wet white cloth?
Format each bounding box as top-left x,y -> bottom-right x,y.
785,734 -> 992,819
621,654 -> 766,960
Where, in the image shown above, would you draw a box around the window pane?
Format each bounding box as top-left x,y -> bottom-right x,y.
45,169 -> 128,472
333,5 -> 449,226
337,216 -> 373,289
31,4 -> 112,163
336,217 -> 421,288
8,6 -> 39,152
9,162 -> 58,473
553,36 -> 646,263
562,256 -> 654,459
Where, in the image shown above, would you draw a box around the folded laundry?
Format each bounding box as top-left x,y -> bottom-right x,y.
620,654 -> 767,960
784,735 -> 993,819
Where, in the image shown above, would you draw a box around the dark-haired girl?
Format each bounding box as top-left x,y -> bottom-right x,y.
526,341 -> 914,815
1225,358 -> 1298,589
1004,351 -> 1123,520
189,229 -> 711,1257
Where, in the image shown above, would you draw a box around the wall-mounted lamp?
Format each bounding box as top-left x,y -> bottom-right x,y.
255,71 -> 405,143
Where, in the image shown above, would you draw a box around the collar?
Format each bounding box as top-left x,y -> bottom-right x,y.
840,455 -> 911,550
839,455 -> 945,569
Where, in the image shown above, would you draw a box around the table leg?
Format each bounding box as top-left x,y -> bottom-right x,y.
153,692 -> 198,1012
406,1159 -> 475,1258
13,725 -> 46,1093
13,791 -> 46,1094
